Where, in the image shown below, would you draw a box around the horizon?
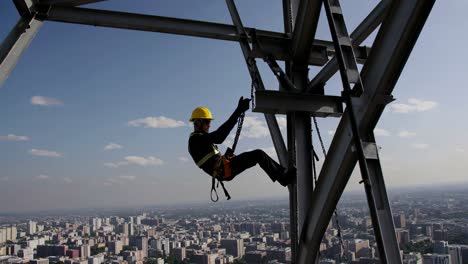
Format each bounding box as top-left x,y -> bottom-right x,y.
1,1 -> 468,213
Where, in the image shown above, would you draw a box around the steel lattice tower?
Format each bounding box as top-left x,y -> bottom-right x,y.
0,0 -> 435,263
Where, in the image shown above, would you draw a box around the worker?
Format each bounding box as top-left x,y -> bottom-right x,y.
188,97 -> 295,187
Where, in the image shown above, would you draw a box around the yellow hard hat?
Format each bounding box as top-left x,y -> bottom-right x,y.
190,107 -> 214,122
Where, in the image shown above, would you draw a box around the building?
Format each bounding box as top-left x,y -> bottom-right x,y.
108,241 -> 123,255
30,259 -> 49,264
220,239 -> 244,259
403,252 -> 422,264
422,254 -> 450,264
433,241 -> 449,254
17,248 -> 34,261
349,239 -> 370,255
393,213 -> 407,228
433,230 -> 448,242
265,247 -> 291,263
172,247 -> 186,262
448,245 -> 462,264
88,254 -> 105,264
131,237 -> 148,258
27,221 -> 36,236
66,249 -> 80,259
37,245 -> 68,258
244,251 -> 266,264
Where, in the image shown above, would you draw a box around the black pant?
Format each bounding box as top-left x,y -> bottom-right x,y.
225,149 -> 285,182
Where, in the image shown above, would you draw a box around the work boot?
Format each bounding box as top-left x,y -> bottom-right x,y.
276,167 -> 297,186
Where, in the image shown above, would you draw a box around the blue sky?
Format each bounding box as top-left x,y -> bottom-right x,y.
0,0 -> 467,212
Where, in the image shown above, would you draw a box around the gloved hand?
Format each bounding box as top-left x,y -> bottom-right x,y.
236,96 -> 251,113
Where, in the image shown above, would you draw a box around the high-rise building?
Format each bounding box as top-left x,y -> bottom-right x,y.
0,228 -> 6,244
118,224 -> 128,236
27,221 -> 37,235
393,213 -> 406,228
422,254 -> 450,264
108,241 -> 123,255
172,247 -> 186,262
131,237 -> 148,258
220,239 -> 244,259
434,241 -> 449,254
433,230 -> 448,242
448,245 -> 462,264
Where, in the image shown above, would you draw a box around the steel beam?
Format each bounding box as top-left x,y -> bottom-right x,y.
291,0 -> 322,64
13,0 -> 35,17
307,0 -> 390,93
253,90 -> 343,117
297,0 -> 435,263
0,16 -> 43,88
39,5 -> 369,66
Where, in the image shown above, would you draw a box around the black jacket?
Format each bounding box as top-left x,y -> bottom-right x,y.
188,109 -> 242,175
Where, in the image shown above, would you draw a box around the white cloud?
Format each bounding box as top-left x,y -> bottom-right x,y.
63,177 -> 72,183
374,128 -> 390,137
118,175 -> 136,181
178,156 -> 189,162
104,143 -> 123,150
128,116 -> 185,128
105,156 -> 164,168
411,143 -> 429,149
104,175 -> 136,186
398,131 -> 417,138
455,147 -> 465,153
35,175 -> 50,180
0,177 -> 8,181
0,134 -> 29,141
242,116 -> 269,138
31,96 -> 63,106
29,149 -> 62,157
391,98 -> 438,113
125,156 -> 164,166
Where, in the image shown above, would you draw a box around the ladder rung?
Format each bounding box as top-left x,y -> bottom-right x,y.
346,69 -> 359,83
362,142 -> 379,160
338,36 -> 352,47
330,5 -> 343,15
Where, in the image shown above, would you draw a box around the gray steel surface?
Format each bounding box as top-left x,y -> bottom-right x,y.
0,16 -> 43,88
308,0 -> 390,93
297,0 -> 435,263
291,0 -> 322,64
253,90 -> 343,117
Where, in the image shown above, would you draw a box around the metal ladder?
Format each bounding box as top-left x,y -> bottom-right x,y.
323,0 -> 401,263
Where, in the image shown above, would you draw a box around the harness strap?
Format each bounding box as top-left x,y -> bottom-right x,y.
210,157 -> 232,202
196,148 -> 219,167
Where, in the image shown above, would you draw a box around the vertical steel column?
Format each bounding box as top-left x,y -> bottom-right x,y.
282,0 -> 297,262
0,15 -> 43,87
292,69 -> 313,238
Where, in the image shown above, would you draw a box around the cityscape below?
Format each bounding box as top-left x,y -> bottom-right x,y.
1,185 -> 468,264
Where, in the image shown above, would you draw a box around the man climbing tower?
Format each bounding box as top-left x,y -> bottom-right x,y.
188,97 -> 295,190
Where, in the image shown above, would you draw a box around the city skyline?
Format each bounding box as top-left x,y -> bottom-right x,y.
1,0 -> 468,212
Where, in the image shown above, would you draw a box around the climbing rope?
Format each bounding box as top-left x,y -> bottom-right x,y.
312,116 -> 348,263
